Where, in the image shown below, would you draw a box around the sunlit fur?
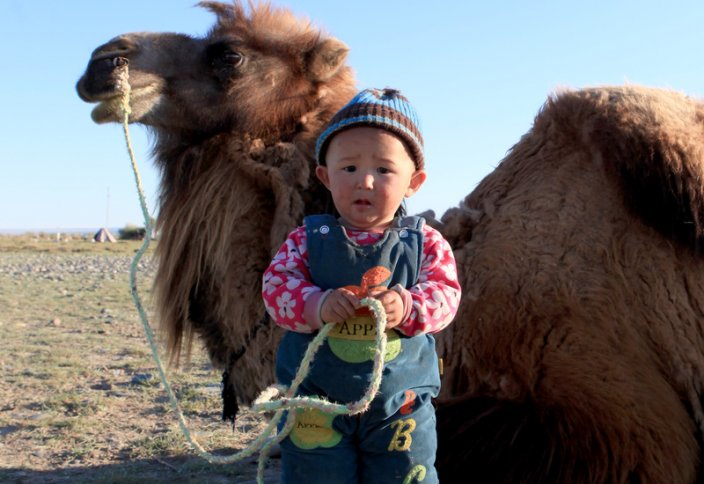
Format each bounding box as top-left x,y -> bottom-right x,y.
152,3 -> 356,403
77,0 -> 356,402
436,86 -> 704,483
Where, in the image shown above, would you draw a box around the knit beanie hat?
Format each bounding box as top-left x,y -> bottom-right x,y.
315,88 -> 424,169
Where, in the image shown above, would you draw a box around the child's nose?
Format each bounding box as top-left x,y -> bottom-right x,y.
357,173 -> 374,189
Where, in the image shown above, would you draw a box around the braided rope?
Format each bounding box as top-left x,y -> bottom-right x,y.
115,68 -> 390,483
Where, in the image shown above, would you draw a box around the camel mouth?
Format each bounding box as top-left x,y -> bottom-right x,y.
89,83 -> 162,124
91,96 -> 125,123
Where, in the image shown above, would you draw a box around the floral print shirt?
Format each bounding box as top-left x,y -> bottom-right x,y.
262,224 -> 461,337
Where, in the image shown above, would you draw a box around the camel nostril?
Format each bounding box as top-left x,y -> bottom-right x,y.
112,57 -> 128,67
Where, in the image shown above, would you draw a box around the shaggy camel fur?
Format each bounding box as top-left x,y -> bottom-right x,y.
435,86 -> 704,483
77,1 -> 355,408
77,2 -> 704,482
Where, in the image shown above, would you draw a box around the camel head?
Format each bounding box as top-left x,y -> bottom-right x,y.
76,1 -> 355,147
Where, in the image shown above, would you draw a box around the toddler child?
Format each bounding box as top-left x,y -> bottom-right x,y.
262,88 -> 460,483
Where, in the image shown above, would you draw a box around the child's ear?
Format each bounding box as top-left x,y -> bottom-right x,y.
316,165 -> 331,190
405,169 -> 427,197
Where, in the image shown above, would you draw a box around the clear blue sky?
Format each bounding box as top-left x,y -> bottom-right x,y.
2,0 -> 703,231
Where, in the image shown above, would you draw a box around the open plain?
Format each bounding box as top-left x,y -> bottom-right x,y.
0,234 -> 277,483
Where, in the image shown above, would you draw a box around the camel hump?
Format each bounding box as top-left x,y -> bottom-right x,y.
539,86 -> 704,250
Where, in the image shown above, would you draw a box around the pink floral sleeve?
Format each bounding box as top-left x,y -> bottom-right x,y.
262,227 -> 323,333
395,226 -> 461,336
262,225 -> 461,336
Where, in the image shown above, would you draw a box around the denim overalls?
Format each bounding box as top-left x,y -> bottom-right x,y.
276,214 -> 441,483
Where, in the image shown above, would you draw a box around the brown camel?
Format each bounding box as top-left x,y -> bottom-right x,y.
76,2 -> 704,482
78,1 -> 355,411
434,86 -> 704,483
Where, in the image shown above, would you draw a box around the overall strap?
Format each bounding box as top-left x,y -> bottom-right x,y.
304,214 -> 425,231
395,215 -> 425,230
304,214 -> 338,231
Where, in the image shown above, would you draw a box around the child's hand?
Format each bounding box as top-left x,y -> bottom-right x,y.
320,288 -> 359,324
367,287 -> 404,329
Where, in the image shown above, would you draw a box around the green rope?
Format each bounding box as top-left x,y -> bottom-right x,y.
115,69 -> 392,483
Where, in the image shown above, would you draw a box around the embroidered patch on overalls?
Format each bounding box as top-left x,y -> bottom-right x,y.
328,317 -> 401,363
388,417 -> 416,451
289,408 -> 342,450
328,266 -> 402,362
399,389 -> 417,415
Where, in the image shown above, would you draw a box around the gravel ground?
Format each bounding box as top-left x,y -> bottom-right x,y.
0,252 -> 155,278
0,248 -> 280,483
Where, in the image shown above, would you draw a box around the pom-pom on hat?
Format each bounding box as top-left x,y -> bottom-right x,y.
315,88 -> 424,169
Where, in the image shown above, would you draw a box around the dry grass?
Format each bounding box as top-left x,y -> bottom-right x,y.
0,232 -> 146,254
0,234 -> 278,483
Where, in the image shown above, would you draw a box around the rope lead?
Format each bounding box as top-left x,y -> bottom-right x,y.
116,69 -> 390,483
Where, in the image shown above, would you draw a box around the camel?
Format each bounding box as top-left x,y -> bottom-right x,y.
434,86 -> 704,483
76,2 -> 704,482
78,1 -> 355,411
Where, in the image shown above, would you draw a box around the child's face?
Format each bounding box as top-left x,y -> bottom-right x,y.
316,127 -> 426,231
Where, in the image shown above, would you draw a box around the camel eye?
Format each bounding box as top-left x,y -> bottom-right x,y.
209,44 -> 244,66
207,43 -> 246,82
112,57 -> 128,67
222,51 -> 244,67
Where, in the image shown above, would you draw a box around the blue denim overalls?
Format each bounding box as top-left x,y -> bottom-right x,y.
276,214 -> 441,483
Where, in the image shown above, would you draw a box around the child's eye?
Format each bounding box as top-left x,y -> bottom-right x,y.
377,167 -> 391,174
342,166 -> 356,173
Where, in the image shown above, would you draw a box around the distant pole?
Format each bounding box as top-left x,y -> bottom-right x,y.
106,187 -> 110,228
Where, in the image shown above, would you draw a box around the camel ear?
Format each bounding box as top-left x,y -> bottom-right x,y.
307,38 -> 349,81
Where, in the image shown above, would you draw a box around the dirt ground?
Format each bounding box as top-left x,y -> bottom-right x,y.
0,235 -> 281,483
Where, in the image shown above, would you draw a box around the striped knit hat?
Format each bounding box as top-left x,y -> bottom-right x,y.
315,88 -> 424,169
